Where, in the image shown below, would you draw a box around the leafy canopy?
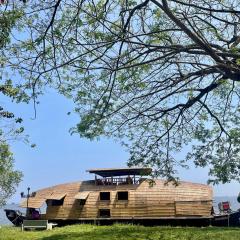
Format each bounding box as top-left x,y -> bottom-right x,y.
0,2 -> 28,205
3,0 -> 240,184
0,143 -> 22,207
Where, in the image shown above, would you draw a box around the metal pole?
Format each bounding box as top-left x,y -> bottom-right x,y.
26,187 -> 30,218
228,213 -> 230,227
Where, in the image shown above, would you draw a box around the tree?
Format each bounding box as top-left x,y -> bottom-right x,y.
0,143 -> 22,207
4,0 -> 240,183
0,2 -> 28,205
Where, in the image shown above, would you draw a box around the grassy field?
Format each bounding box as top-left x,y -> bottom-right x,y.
0,224 -> 240,240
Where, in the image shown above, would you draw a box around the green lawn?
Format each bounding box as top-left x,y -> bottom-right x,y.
0,224 -> 240,240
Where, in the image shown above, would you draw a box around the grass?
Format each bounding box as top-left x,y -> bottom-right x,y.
0,224 -> 240,240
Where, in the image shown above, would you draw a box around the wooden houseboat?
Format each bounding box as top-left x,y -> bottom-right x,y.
4,168 -> 240,226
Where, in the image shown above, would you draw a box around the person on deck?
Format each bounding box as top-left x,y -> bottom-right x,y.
126,175 -> 133,184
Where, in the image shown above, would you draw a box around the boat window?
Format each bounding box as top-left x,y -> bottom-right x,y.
99,209 -> 111,218
52,198 -> 64,206
100,192 -> 110,201
79,199 -> 86,205
117,191 -> 128,200
47,198 -> 64,206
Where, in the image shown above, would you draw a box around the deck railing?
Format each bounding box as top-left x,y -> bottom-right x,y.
95,176 -> 141,185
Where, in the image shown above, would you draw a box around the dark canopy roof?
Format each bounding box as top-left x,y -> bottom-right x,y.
86,167 -> 152,177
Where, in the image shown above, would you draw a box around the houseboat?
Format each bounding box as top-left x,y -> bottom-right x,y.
4,167 -> 240,226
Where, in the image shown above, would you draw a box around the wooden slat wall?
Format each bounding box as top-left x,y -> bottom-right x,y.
33,179 -> 213,220
175,201 -> 212,216
20,198 -> 46,208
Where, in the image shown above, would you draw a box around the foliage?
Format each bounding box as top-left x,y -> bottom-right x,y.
0,143 -> 22,207
0,2 -> 27,206
0,8 -> 23,48
1,224 -> 240,240
3,1 -> 240,183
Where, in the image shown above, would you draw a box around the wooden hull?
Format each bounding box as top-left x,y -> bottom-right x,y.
23,179 -> 213,221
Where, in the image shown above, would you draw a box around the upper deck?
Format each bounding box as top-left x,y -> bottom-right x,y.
87,167 -> 152,186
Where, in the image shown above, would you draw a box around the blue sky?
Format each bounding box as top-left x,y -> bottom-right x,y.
4,89 -> 240,203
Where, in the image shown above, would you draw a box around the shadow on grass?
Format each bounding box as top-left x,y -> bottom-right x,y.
40,225 -> 240,240
41,226 -> 166,240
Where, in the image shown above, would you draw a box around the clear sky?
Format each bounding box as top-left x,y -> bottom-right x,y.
4,89 -> 239,204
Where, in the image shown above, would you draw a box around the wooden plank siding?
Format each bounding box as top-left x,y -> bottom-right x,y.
25,179 -> 213,220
